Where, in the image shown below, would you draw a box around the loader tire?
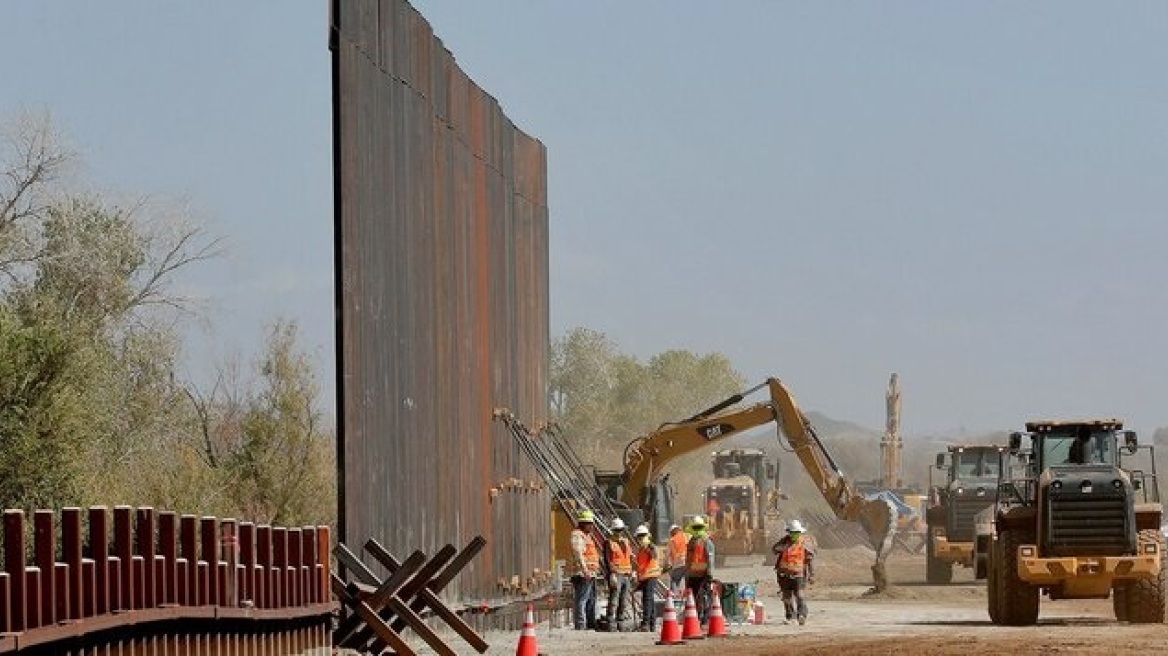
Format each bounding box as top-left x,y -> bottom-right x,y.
1125,529 -> 1167,624
925,533 -> 953,584
986,541 -> 1001,624
1112,584 -> 1129,622
997,529 -> 1039,626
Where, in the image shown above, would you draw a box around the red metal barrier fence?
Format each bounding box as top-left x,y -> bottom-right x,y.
0,506 -> 334,653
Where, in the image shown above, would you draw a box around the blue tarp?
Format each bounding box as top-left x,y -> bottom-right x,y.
866,490 -> 917,517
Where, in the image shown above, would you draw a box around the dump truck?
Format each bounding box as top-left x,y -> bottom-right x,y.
701,448 -> 780,562
924,444 -> 1003,583
975,419 -> 1165,625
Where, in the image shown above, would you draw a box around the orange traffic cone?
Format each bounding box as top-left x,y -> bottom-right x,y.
655,588 -> 686,646
706,584 -> 728,637
680,588 -> 705,640
516,604 -> 540,656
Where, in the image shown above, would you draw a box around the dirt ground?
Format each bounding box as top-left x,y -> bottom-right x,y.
435,546 -> 1168,655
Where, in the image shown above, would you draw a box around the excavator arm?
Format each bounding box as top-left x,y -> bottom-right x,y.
621,380 -> 782,512
766,378 -> 898,566
621,378 -> 897,567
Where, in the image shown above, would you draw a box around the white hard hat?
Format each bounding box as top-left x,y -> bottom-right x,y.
670,524 -> 681,532
634,524 -> 650,537
611,518 -> 626,531
787,519 -> 806,533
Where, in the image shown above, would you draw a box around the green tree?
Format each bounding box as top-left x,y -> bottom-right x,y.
216,320 -> 335,526
0,113 -> 220,510
549,327 -> 746,473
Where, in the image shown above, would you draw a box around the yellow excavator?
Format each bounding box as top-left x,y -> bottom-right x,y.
499,377 -> 899,589
616,377 -> 898,587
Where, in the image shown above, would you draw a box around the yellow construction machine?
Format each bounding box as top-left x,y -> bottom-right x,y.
500,377 -> 899,589
701,447 -> 783,563
925,444 -> 1004,583
975,419 -> 1165,625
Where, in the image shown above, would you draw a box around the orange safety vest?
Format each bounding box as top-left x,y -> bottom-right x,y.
669,531 -> 688,568
778,539 -> 807,576
608,537 -> 633,574
636,544 -> 662,579
687,536 -> 711,575
706,498 -> 721,516
572,529 -> 602,576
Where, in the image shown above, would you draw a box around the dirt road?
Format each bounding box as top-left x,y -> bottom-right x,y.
457,547 -> 1167,655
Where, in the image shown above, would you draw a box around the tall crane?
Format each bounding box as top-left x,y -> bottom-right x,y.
881,372 -> 902,489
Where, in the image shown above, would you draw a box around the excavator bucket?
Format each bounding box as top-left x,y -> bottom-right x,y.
858,497 -> 898,592
859,497 -> 897,557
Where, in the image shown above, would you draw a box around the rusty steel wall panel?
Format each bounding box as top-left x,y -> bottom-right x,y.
330,0 -> 551,606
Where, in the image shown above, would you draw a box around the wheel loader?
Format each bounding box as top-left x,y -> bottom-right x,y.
924,444 -> 1004,583
977,419 -> 1165,625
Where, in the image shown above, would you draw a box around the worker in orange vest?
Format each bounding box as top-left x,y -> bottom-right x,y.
685,515 -> 716,624
772,519 -> 816,625
667,524 -> 688,597
569,510 -> 602,630
705,492 -> 722,527
633,524 -> 662,632
603,518 -> 634,631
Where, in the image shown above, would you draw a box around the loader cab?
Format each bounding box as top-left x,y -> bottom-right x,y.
1008,419 -> 1150,558
952,447 -> 1002,481
928,445 -> 1004,546
1036,426 -> 1119,469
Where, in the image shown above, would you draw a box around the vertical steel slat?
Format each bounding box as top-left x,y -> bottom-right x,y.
334,0 -> 550,605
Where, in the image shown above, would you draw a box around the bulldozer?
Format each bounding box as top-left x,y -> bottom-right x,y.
924,444 -> 1004,583
976,419 -> 1166,625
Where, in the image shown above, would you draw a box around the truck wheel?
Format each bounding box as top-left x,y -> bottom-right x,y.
925,531 -> 953,584
1125,529 -> 1167,623
997,529 -> 1039,626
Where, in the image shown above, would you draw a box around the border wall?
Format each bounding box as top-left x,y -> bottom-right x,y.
330,0 -> 553,608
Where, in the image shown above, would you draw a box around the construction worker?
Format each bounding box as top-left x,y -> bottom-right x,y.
705,492 -> 722,526
772,518 -> 815,625
603,517 -> 634,631
633,524 -> 662,632
667,524 -> 688,596
568,509 -> 602,630
685,515 -> 716,624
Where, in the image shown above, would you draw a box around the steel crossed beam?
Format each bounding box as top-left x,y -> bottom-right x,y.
332,536 -> 487,655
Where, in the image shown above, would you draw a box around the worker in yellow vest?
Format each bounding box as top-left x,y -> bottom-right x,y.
772,519 -> 816,625
685,515 -> 716,624
569,509 -> 602,630
633,524 -> 662,632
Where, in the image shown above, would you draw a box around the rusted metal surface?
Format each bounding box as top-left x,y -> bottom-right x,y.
0,507 -> 332,653
330,0 -> 552,608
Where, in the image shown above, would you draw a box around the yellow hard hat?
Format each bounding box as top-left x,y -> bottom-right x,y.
577,510 -> 595,523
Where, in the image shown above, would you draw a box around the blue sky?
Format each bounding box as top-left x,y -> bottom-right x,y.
5,2 -> 1168,438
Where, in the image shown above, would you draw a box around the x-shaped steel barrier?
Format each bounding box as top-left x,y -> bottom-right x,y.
331,536 -> 488,656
